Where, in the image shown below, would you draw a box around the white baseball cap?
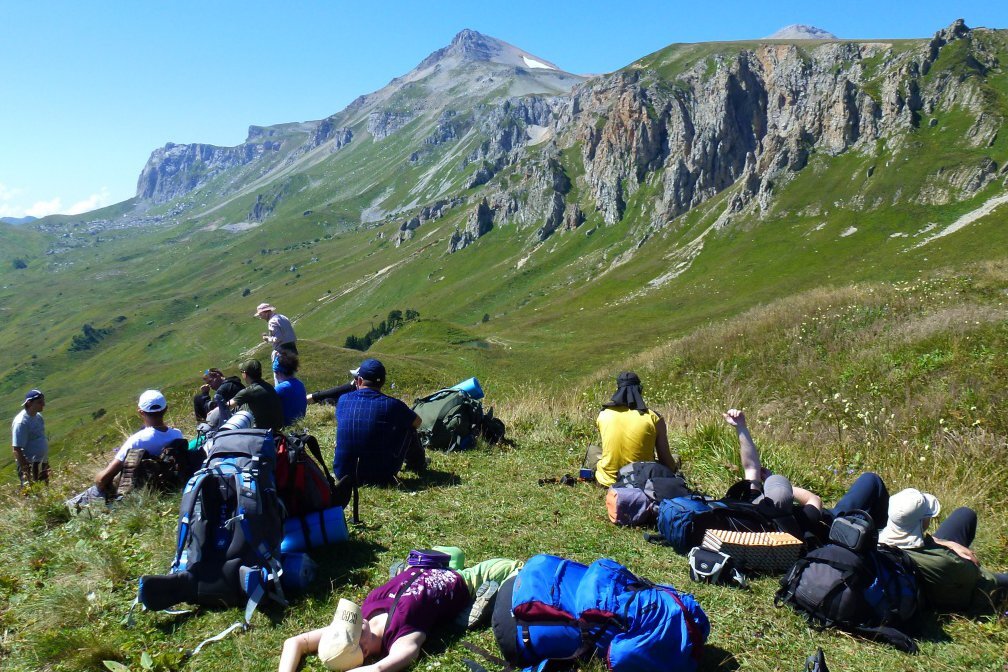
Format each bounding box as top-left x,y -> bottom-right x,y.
879,488 -> 941,549
318,599 -> 364,671
138,390 -> 167,413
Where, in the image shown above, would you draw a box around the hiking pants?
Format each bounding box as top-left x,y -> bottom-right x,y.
458,559 -> 524,598
830,472 -> 889,528
934,507 -> 1008,595
18,460 -> 49,487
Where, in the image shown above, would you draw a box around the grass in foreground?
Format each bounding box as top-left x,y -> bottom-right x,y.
1,268 -> 1007,672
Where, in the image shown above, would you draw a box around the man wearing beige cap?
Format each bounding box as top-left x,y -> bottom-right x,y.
880,487 -> 1008,611
255,303 -> 296,382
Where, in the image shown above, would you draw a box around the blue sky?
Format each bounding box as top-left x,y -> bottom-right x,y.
1,1 -> 1004,219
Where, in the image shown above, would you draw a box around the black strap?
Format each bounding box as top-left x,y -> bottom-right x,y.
461,642 -> 511,670
301,433 -> 338,492
853,624 -> 918,653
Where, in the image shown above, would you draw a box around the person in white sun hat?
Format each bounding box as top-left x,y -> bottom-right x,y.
254,302 -> 297,383
880,487 -> 1008,611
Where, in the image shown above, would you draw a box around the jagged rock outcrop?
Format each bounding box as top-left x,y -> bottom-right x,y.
463,97 -> 560,188
311,118 -> 353,151
394,198 -> 462,247
369,110 -> 416,140
136,139 -> 280,203
448,198 -> 494,253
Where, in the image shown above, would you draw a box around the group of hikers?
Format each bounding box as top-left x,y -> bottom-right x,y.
9,303 -> 1008,670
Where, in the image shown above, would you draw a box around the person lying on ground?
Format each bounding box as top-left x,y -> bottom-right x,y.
192,367 -> 243,428
273,350 -> 307,427
227,359 -> 284,433
278,558 -> 522,672
333,358 -> 424,485
12,388 -> 49,487
878,487 -> 1008,611
66,390 -> 184,508
588,371 -> 679,487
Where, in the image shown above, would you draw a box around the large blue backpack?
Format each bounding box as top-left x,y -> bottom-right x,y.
136,429 -> 286,643
492,554 -> 709,672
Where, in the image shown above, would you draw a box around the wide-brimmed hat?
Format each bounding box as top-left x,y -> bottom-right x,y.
254,302 -> 276,317
878,488 -> 941,549
318,599 -> 364,670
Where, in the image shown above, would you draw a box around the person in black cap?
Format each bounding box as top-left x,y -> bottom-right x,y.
11,388 -> 49,487
589,371 -> 678,486
333,358 -> 424,486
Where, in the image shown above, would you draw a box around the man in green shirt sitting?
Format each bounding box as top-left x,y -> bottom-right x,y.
227,359 -> 284,433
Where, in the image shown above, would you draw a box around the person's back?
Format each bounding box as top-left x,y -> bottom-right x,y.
229,360 -> 284,433
595,406 -> 660,486
276,376 -> 308,426
335,386 -> 417,485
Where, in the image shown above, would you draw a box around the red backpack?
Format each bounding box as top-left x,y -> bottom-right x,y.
275,431 -> 337,517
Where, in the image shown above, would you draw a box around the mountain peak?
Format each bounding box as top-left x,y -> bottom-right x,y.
766,24 -> 838,40
417,29 -> 563,72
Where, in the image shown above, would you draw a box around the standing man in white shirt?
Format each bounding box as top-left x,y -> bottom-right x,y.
11,388 -> 49,487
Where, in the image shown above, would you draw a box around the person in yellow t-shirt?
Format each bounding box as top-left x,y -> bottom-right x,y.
592,372 -> 678,487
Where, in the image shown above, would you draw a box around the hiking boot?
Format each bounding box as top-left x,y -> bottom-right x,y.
458,579 -> 499,629
118,448 -> 146,496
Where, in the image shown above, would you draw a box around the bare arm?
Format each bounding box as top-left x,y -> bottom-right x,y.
349,631 -> 426,672
278,627 -> 326,672
792,485 -> 823,510
653,417 -> 677,472
723,409 -> 762,484
95,459 -> 123,494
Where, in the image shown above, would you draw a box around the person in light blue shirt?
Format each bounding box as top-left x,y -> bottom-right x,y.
11,389 -> 49,487
274,350 -> 308,426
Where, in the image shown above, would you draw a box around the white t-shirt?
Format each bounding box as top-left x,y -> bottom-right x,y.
113,426 -> 184,462
11,409 -> 48,462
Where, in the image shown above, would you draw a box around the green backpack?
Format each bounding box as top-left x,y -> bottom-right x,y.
412,389 -> 484,451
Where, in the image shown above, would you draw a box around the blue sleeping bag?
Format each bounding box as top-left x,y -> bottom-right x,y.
492,554 -> 709,672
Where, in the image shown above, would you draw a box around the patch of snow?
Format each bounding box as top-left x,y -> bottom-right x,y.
526,125 -> 553,146
910,191 -> 1008,250
522,55 -> 555,70
840,226 -> 857,237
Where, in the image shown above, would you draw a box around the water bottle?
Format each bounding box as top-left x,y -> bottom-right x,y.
281,506 -> 348,553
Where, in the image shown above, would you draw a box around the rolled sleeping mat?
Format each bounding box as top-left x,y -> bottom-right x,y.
138,570 -> 197,611
450,377 -> 484,400
219,409 -> 254,432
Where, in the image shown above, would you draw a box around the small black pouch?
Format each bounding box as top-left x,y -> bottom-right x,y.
829,510 -> 876,552
688,546 -> 748,588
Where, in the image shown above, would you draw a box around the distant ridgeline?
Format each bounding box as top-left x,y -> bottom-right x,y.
344,309 -> 420,351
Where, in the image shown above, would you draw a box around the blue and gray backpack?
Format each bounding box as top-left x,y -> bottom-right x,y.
491,554 -> 709,672
136,429 -> 286,649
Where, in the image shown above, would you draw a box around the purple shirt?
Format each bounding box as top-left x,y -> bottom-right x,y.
361,568 -> 469,654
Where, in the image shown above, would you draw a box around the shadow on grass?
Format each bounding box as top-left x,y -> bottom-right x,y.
394,467 -> 462,492
700,644 -> 741,670
301,537 -> 389,600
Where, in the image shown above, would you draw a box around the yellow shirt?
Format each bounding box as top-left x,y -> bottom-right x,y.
595,406 -> 660,486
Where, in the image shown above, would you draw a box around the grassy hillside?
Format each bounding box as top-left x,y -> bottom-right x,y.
1,267 -> 1006,671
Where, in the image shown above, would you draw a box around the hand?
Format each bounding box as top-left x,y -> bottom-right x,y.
262,334 -> 269,341
723,408 -> 747,428
934,538 -> 979,566
200,383 -> 210,395
306,394 -> 314,404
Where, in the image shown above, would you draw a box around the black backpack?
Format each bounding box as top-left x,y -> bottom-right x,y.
613,461 -> 692,502
137,429 -> 286,636
119,439 -> 204,496
775,513 -> 920,653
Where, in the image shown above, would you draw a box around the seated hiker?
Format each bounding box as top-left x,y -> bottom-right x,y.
192,367 -> 244,428
227,359 -> 284,433
278,557 -> 523,672
273,350 -> 307,426
333,358 -> 425,486
878,487 -> 1008,611
66,390 -> 185,507
589,371 -> 678,487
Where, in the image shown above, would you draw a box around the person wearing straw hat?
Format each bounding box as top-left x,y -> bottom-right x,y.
278,558 -> 523,672
11,388 -> 49,487
589,371 -> 678,487
879,488 -> 1008,611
